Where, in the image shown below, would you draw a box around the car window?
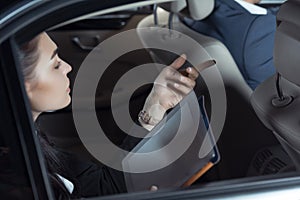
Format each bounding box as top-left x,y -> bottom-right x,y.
0,66 -> 33,199
2,0 -> 300,199
0,127 -> 33,199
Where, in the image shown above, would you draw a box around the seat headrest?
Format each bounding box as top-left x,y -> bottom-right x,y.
158,0 -> 214,20
274,0 -> 300,87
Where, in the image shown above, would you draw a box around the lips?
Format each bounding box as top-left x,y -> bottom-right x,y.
66,80 -> 70,92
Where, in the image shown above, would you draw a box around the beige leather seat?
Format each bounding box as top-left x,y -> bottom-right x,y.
137,0 -> 278,178
138,0 -> 252,97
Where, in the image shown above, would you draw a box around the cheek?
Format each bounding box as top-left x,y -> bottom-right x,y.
30,76 -> 70,111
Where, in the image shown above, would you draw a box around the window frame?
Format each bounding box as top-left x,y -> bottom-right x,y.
0,37 -> 54,199
1,0 -> 300,199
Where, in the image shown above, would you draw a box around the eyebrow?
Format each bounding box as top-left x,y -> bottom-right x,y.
50,48 -> 58,60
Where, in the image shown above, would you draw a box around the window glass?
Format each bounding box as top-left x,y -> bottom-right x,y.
0,65 -> 33,199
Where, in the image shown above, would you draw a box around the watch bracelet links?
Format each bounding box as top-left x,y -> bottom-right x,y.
138,110 -> 161,126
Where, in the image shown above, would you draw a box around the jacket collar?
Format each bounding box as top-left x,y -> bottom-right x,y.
234,0 -> 267,15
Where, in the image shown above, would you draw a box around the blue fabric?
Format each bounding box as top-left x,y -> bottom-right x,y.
183,0 -> 276,89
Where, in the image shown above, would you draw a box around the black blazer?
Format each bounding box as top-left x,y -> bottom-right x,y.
59,151 -> 127,198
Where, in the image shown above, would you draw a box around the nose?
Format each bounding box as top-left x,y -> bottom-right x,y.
62,60 -> 72,75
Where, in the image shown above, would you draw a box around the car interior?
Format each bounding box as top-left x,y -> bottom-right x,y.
251,0 -> 300,170
31,0 -> 299,196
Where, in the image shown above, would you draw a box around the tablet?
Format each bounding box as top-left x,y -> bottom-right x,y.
122,95 -> 220,192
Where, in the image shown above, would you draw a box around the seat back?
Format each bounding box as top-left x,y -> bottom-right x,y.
137,0 -> 279,178
139,0 -> 251,94
251,0 -> 300,170
137,7 -> 252,96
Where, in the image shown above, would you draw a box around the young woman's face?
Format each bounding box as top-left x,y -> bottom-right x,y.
26,33 -> 72,119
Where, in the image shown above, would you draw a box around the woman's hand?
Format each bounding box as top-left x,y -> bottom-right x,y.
139,54 -> 199,131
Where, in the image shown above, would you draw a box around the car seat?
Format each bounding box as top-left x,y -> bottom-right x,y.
251,0 -> 300,170
137,0 -> 279,179
138,0 -> 252,97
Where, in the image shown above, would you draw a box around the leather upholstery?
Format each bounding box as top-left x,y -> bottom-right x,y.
159,0 -> 214,20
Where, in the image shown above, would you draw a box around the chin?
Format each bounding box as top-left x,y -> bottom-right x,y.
63,96 -> 72,108
57,96 -> 72,110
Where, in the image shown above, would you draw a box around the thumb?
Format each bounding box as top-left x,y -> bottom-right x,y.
150,185 -> 158,191
170,54 -> 186,70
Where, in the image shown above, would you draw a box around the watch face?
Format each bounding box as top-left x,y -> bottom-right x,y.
139,110 -> 151,124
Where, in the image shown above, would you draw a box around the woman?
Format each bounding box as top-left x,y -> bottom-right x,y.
18,32 -> 199,199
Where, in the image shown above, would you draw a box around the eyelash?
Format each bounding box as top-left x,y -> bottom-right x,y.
54,61 -> 61,69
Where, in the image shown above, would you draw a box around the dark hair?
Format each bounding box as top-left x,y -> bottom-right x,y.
18,34 -> 72,199
18,35 -> 40,82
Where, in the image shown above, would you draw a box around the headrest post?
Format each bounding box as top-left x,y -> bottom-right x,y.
271,72 -> 293,107
276,73 -> 284,101
153,4 -> 158,26
168,12 -> 174,30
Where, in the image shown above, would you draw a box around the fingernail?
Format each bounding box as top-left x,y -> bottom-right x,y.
174,83 -> 179,88
180,54 -> 186,59
187,67 -> 192,72
150,185 -> 158,191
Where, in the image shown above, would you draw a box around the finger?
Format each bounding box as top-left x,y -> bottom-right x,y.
166,72 -> 196,88
150,185 -> 158,191
181,75 -> 196,88
167,81 -> 194,96
194,59 -> 216,72
186,67 -> 199,80
170,54 -> 187,70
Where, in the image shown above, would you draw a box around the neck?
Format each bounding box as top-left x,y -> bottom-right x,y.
32,111 -> 41,121
243,0 -> 260,4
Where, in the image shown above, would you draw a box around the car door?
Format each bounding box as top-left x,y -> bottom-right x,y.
1,0 -> 300,199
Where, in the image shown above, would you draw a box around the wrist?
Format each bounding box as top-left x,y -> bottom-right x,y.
138,110 -> 162,125
138,117 -> 155,131
138,104 -> 166,131
140,90 -> 167,131
138,110 -> 155,131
